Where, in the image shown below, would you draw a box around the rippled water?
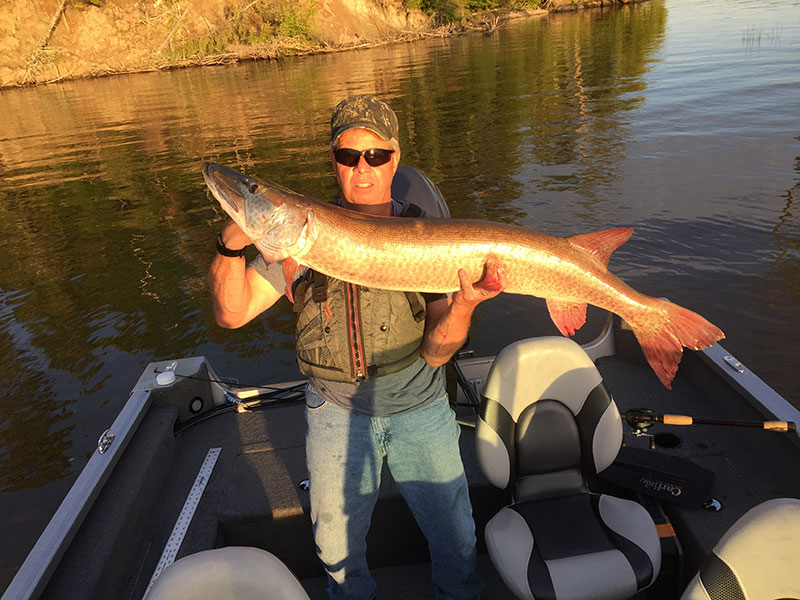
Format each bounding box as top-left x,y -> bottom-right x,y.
1,0 -> 798,590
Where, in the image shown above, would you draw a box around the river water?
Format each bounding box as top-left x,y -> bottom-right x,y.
0,0 -> 798,591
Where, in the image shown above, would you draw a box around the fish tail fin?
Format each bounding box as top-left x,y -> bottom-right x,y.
631,300 -> 725,389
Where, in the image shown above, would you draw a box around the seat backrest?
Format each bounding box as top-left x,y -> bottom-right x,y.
144,546 -> 311,600
391,165 -> 451,218
681,497 -> 800,600
476,337 -> 622,499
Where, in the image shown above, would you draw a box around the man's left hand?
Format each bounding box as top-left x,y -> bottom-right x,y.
421,259 -> 507,367
452,258 -> 507,308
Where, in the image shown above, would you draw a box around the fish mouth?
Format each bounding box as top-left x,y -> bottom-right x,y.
202,161 -> 245,215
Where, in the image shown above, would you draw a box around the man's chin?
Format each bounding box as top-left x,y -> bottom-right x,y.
343,196 -> 394,215
348,188 -> 381,203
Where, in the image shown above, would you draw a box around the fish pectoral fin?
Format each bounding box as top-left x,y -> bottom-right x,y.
282,257 -> 301,303
474,258 -> 504,293
545,299 -> 587,337
567,227 -> 633,269
283,209 -> 316,259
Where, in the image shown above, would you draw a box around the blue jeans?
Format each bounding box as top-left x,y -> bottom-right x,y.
305,387 -> 481,600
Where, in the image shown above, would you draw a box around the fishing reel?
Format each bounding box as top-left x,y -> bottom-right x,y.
622,408 -> 660,433
621,408 -> 660,449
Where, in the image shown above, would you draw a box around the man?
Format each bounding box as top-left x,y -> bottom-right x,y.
208,95 -> 505,600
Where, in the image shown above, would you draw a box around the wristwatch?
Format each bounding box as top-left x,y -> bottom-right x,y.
216,233 -> 246,258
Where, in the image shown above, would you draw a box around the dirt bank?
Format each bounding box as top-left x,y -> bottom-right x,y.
0,0 -> 642,89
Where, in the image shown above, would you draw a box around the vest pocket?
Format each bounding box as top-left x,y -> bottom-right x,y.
296,299 -> 337,373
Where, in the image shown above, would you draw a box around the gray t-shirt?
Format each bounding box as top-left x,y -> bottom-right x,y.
251,198 -> 447,416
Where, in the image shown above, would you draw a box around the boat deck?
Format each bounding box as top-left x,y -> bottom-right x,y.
143,396 -> 516,599
37,338 -> 800,600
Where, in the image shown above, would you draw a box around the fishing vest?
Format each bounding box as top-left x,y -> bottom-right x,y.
293,202 -> 429,382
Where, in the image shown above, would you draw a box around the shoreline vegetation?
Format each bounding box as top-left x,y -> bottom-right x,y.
0,0 -> 645,90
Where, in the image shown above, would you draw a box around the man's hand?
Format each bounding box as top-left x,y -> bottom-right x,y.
208,220 -> 281,329
219,220 -> 253,251
451,258 -> 506,308
421,259 -> 506,367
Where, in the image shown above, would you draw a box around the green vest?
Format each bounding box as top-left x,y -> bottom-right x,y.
293,273 -> 427,382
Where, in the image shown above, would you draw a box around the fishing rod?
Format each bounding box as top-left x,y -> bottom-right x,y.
153,365 -> 303,395
174,381 -> 308,434
622,409 -> 796,433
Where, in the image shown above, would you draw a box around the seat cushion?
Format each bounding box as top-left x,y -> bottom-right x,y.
143,546 -> 310,600
485,493 -> 661,600
681,497 -> 800,600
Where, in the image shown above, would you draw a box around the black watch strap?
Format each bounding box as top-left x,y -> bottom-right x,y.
216,233 -> 246,258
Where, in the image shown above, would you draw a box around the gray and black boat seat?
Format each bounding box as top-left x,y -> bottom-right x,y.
144,546 -> 310,600
391,165 -> 451,219
475,336 -> 662,600
681,497 -> 800,600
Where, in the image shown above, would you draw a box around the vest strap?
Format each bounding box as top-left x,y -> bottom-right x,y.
400,202 -> 425,218
404,291 -> 426,322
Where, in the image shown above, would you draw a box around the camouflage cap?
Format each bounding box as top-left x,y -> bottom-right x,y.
330,95 -> 399,145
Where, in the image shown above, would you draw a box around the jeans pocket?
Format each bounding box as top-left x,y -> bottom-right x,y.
305,389 -> 327,412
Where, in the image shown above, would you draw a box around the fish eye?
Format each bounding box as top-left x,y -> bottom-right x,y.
248,183 -> 259,193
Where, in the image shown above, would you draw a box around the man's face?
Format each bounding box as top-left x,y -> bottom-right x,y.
331,128 -> 400,210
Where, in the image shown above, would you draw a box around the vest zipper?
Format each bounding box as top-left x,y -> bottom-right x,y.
345,283 -> 366,380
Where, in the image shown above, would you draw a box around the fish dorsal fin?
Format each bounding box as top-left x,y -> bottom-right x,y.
567,227 -> 633,269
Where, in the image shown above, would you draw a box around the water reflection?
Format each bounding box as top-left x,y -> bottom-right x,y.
770,164 -> 800,306
0,290 -> 74,491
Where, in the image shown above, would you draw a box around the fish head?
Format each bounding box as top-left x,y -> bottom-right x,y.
202,162 -> 314,262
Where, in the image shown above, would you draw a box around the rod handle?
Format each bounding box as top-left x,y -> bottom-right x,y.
662,414 -> 693,425
764,421 -> 797,432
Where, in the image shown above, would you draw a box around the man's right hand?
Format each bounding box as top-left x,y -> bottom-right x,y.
219,220 -> 253,251
208,221 -> 281,328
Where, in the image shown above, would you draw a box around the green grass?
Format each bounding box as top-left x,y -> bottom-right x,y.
404,0 -> 542,27
162,0 -> 318,60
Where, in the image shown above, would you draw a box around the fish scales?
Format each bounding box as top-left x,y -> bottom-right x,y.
293,204 -> 654,325
307,207 -> 637,306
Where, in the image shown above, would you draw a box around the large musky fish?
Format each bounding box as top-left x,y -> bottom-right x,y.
203,161 -> 724,389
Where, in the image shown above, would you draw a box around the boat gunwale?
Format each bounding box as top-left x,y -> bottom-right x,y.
1,390 -> 153,600
697,344 -> 800,446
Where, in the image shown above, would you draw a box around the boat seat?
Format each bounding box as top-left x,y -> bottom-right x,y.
143,546 -> 310,600
391,165 -> 451,219
476,336 -> 661,600
681,497 -> 800,600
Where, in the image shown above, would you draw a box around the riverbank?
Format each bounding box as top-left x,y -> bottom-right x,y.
0,0 -> 644,89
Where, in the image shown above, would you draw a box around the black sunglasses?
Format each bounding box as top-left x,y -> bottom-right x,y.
333,147 -> 395,167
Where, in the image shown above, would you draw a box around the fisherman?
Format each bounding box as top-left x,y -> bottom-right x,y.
208,95 -> 505,600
